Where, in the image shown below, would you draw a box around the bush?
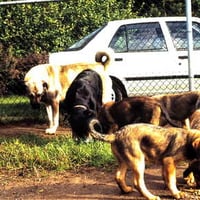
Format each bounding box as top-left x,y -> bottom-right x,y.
0,49 -> 48,95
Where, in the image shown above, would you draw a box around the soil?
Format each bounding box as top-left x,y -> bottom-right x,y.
0,124 -> 200,200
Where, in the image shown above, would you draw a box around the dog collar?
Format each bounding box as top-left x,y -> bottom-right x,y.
73,105 -> 87,110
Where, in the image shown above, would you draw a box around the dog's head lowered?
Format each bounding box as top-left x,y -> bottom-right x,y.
69,106 -> 103,141
24,64 -> 59,108
25,79 -> 49,109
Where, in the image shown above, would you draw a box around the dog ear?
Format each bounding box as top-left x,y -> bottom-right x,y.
192,138 -> 200,150
42,82 -> 48,91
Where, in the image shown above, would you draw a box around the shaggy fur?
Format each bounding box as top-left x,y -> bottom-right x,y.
189,109 -> 200,130
97,96 -> 179,134
153,91 -> 200,128
89,122 -> 200,200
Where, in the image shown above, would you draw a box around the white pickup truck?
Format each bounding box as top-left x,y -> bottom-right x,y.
49,17 -> 200,95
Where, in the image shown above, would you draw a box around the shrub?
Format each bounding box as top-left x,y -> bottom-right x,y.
0,49 -> 48,95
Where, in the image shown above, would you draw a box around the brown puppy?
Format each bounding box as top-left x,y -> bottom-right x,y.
153,91 -> 200,128
183,109 -> 200,187
89,122 -> 200,200
97,96 -> 179,134
24,52 -> 112,134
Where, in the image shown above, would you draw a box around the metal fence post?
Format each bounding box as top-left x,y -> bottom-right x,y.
186,0 -> 194,91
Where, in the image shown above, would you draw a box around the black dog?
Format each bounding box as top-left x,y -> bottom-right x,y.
63,69 -> 103,140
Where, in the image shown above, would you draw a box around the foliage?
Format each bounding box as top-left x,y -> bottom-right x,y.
0,0 -> 135,57
0,49 -> 48,95
133,0 -> 200,17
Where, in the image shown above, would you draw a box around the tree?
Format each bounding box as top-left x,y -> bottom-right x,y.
0,0 -> 135,57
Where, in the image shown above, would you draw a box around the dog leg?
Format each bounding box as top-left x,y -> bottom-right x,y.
115,161 -> 133,193
183,118 -> 190,129
162,157 -> 185,199
184,172 -> 196,186
45,105 -> 54,133
45,101 -> 59,134
183,161 -> 198,187
131,157 -> 160,200
52,101 -> 59,133
150,106 -> 161,125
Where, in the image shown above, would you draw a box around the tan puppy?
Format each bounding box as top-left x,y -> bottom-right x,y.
24,52 -> 113,134
89,122 -> 200,200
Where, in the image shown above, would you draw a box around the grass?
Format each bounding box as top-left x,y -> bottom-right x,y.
0,95 -> 47,124
0,134 -> 115,174
0,95 -> 115,175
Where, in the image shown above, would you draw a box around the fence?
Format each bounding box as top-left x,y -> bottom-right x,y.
0,0 -> 200,126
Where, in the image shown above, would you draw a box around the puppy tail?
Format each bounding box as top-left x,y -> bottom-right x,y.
89,119 -> 115,143
95,51 -> 110,70
159,103 -> 182,127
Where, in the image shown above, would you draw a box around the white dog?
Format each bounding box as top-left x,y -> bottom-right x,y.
24,52 -> 113,134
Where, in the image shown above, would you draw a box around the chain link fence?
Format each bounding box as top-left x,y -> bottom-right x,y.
0,0 -> 200,126
125,76 -> 200,96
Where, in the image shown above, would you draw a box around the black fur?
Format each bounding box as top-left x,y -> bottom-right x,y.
183,160 -> 200,188
63,69 -> 103,140
110,75 -> 128,101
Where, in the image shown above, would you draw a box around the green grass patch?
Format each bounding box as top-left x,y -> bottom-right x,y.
0,134 -> 115,174
0,96 -> 115,175
0,95 -> 47,124
0,95 -> 29,104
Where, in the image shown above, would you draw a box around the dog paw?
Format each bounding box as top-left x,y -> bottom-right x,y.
45,128 -> 56,134
173,191 -> 186,199
149,196 -> 161,200
184,172 -> 196,186
121,186 -> 133,194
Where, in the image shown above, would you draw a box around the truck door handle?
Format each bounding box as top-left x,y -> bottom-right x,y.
178,56 -> 188,59
114,58 -> 123,61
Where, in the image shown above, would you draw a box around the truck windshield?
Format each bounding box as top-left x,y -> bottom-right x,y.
67,24 -> 106,51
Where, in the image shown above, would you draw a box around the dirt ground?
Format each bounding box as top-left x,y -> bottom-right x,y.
0,124 -> 200,200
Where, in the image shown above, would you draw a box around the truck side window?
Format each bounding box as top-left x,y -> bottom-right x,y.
167,21 -> 200,50
109,22 -> 167,52
127,22 -> 167,52
109,25 -> 128,53
193,22 -> 200,50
